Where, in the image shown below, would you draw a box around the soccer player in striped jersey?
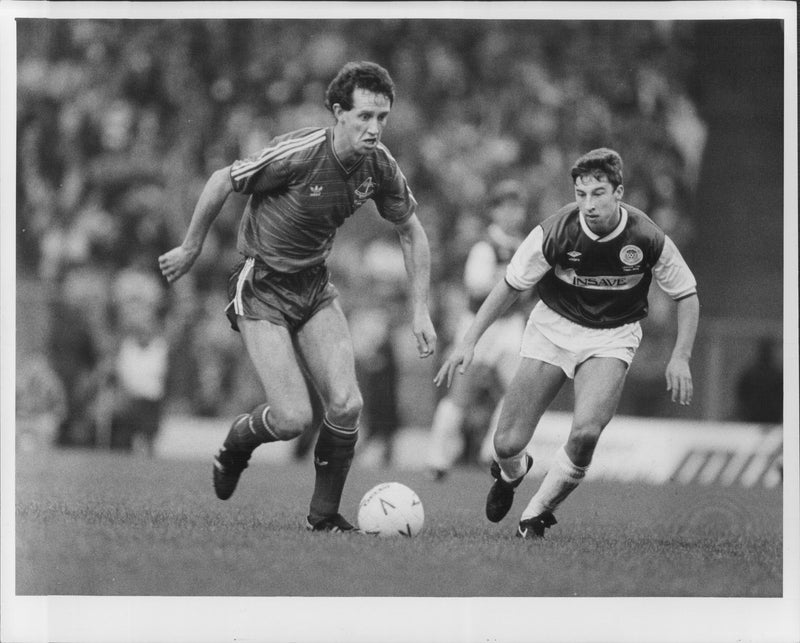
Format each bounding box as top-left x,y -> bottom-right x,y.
435,148 -> 699,539
159,61 -> 436,533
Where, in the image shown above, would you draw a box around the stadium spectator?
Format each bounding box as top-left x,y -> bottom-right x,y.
94,269 -> 171,455
47,265 -> 112,447
736,337 -> 783,424
157,61 -> 436,532
15,353 -> 68,451
188,292 -> 245,418
351,238 -> 408,467
427,180 -> 532,480
436,148 -> 699,539
350,306 -> 402,467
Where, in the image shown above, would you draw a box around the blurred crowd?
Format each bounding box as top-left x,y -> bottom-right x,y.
16,19 -> 717,453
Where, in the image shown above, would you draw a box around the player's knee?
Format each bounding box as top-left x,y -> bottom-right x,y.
566,423 -> 603,464
325,389 -> 363,428
269,406 -> 314,440
493,429 -> 524,460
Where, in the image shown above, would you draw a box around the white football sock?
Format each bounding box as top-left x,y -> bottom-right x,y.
497,451 -> 530,483
521,445 -> 588,520
427,398 -> 465,470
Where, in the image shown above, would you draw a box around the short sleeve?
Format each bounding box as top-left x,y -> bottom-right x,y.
652,235 -> 697,299
505,226 -> 550,290
373,157 -> 416,225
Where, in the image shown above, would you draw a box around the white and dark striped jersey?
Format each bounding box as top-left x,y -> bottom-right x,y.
229,127 -> 416,273
506,202 -> 697,328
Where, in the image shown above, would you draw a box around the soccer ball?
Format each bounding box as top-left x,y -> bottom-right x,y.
357,482 -> 425,537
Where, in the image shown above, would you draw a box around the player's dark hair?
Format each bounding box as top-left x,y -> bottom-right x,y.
325,61 -> 395,113
570,148 -> 624,189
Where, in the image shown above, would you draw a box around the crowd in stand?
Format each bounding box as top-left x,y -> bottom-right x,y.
16,19 -> 710,450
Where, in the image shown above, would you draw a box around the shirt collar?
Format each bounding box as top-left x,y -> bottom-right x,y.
579,206 -> 628,242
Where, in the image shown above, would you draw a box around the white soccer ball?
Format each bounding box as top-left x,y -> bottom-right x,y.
357,482 -> 425,537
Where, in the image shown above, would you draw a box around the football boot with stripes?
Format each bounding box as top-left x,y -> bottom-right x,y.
305,513 -> 361,533
485,453 -> 533,522
212,414 -> 253,500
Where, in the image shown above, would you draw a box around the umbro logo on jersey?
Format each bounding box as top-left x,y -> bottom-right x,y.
310,185 -> 323,197
567,250 -> 582,262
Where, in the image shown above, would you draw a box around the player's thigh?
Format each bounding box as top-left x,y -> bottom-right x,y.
496,352 -> 522,390
572,357 -> 629,431
238,318 -> 313,425
294,299 -> 362,416
496,357 -> 566,449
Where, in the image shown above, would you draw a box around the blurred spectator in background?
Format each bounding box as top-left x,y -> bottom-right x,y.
351,306 -> 401,467
188,292 -> 243,417
47,265 -> 112,447
352,239 -> 408,467
428,180 -> 532,480
94,268 -> 170,455
16,353 -> 68,452
736,337 -> 783,424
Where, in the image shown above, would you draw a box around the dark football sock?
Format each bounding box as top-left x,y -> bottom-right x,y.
308,417 -> 359,522
223,403 -> 280,452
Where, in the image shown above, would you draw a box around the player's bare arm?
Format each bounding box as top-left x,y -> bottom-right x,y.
158,166 -> 234,283
665,293 -> 700,406
394,213 -> 437,359
434,278 -> 521,388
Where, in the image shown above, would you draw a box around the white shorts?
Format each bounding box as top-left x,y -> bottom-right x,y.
456,311 -> 525,386
519,301 -> 642,379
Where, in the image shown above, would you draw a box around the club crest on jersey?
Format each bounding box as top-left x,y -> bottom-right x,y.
310,185 -> 323,197
353,177 -> 376,206
619,245 -> 643,266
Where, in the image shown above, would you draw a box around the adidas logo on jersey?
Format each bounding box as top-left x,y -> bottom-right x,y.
310,185 -> 323,197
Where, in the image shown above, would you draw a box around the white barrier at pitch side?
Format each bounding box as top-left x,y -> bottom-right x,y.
156,413 -> 783,488
505,412 -> 783,488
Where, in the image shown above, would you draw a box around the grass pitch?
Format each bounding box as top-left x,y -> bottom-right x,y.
15,448 -> 781,598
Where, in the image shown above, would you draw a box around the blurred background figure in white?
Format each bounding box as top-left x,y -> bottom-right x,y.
95,268 -> 170,456
428,180 -> 532,480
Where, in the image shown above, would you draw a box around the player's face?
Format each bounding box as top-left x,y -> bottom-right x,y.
333,88 -> 391,161
574,174 -> 623,235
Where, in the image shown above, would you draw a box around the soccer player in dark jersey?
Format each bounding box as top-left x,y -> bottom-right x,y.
435,148 -> 699,539
159,61 -> 436,533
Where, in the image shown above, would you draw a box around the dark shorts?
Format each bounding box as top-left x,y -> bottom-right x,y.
225,257 -> 339,333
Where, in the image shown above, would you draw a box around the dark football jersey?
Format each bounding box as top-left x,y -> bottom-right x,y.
229,127 -> 416,273
506,203 -> 697,328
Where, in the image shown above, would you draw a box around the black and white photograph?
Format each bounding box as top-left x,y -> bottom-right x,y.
1,2 -> 797,642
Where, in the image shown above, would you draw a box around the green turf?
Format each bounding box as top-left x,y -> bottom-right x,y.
15,449 -> 782,597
